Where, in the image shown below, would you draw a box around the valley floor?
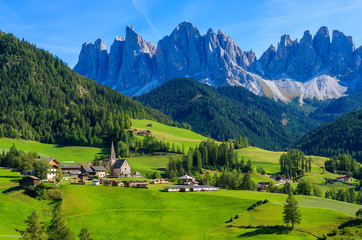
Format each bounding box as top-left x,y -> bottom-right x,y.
0,167 -> 358,240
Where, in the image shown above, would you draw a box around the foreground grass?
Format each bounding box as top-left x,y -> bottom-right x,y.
0,168 -> 359,240
0,138 -> 105,163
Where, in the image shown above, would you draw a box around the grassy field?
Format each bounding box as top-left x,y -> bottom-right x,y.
0,138 -> 105,164
238,147 -> 328,175
131,119 -> 211,151
0,167 -> 359,240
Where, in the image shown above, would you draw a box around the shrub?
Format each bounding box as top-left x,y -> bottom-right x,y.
45,189 -> 63,201
263,199 -> 269,204
234,214 -> 239,219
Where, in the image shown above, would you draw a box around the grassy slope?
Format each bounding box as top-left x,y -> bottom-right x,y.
131,119 -> 211,151
0,167 -> 358,240
0,138 -> 105,164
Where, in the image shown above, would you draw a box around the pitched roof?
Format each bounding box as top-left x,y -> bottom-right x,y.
179,174 -> 194,180
82,167 -> 94,173
133,171 -> 142,176
113,159 -> 128,169
337,175 -> 350,178
91,166 -> 107,171
110,141 -> 115,156
28,176 -> 40,180
121,169 -> 130,175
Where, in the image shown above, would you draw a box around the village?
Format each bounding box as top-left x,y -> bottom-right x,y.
18,142 -> 220,192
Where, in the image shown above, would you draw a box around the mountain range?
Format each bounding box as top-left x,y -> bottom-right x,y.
74,22 -> 362,103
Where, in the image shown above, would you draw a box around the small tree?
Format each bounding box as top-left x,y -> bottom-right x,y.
283,193 -> 302,229
16,210 -> 47,240
92,155 -> 100,166
33,159 -> 50,180
78,227 -> 94,240
55,168 -> 63,183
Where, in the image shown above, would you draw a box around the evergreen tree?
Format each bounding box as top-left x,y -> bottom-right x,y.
92,155 -> 100,166
48,205 -> 76,240
16,210 -> 47,240
78,227 -> 93,240
283,193 -> 302,229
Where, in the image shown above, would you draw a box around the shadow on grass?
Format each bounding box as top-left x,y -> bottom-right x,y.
338,218 -> 362,229
2,186 -> 22,194
237,226 -> 290,238
0,175 -> 21,179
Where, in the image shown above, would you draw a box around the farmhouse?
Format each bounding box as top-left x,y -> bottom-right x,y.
270,174 -> 286,182
135,130 -> 151,136
34,158 -> 60,180
337,175 -> 351,183
256,182 -> 269,192
164,186 -> 219,192
126,128 -> 138,133
179,174 -> 197,185
91,166 -> 107,179
108,142 -> 132,178
61,165 -> 82,178
133,171 -> 143,178
19,176 -> 40,188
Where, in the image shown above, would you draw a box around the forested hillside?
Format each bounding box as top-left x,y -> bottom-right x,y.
295,109 -> 362,161
0,31 -> 173,146
135,78 -> 321,150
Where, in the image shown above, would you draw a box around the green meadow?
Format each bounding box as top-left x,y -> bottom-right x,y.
0,138 -> 105,164
131,119 -> 211,151
0,167 -> 358,240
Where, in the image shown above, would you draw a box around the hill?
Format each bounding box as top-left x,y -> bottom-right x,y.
135,78 -> 321,150
295,109 -> 362,161
0,31 -> 173,147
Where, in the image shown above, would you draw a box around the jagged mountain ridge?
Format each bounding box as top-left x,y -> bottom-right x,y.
74,22 -> 362,102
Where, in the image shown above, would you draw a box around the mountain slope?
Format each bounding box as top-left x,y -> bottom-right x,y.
75,22 -> 361,102
0,31 -> 173,146
294,109 -> 362,161
135,78 -> 321,150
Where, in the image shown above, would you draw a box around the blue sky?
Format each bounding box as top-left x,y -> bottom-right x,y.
1,0 -> 362,68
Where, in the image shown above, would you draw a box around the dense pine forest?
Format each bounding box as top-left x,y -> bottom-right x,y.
295,109 -> 362,161
0,31 -> 174,146
135,78 -> 322,150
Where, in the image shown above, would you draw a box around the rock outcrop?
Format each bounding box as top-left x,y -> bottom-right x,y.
74,23 -> 362,102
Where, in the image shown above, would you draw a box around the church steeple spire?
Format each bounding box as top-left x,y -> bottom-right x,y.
109,141 -> 116,176
110,141 -> 116,160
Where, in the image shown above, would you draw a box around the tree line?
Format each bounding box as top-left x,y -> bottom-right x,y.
0,31 -> 183,147
279,150 -> 312,179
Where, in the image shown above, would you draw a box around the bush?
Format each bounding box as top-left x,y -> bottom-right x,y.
45,189 -> 63,201
170,177 -> 178,183
263,199 -> 269,204
234,214 -> 239,219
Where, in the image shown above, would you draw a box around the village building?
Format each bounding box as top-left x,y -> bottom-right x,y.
179,174 -> 197,185
133,171 -> 143,178
164,185 -> 219,192
151,179 -> 169,184
61,165 -> 82,178
34,158 -> 60,180
135,130 -> 151,136
270,174 -> 286,183
91,166 -> 107,178
80,166 -> 95,179
256,182 -> 269,192
108,142 -> 132,178
92,179 -> 100,185
126,128 -> 138,133
337,175 -> 351,183
19,176 -> 40,188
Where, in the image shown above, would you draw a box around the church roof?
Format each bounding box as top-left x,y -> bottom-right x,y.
121,169 -> 131,175
113,159 -> 128,169
110,141 -> 116,156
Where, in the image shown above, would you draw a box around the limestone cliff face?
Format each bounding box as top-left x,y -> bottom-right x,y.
74,23 -> 361,102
